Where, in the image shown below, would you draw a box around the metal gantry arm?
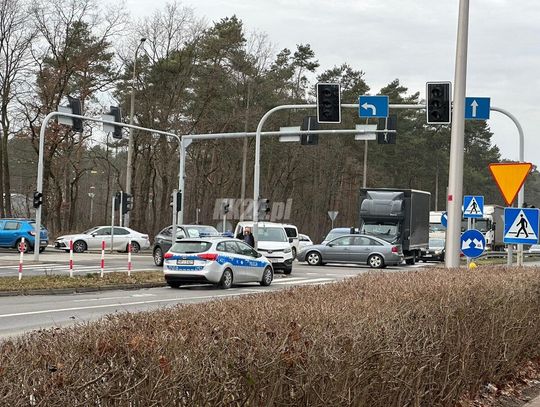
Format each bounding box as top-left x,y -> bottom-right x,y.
33,111 -> 182,261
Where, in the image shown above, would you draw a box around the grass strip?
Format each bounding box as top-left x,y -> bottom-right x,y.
0,271 -> 164,292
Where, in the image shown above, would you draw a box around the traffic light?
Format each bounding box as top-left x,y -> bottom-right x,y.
426,82 -> 451,124
222,201 -> 230,215
32,191 -> 43,208
316,83 -> 341,123
109,106 -> 123,139
170,191 -> 182,212
176,191 -> 182,212
258,199 -> 271,219
122,192 -> 133,215
67,96 -> 83,132
377,114 -> 397,144
300,116 -> 319,145
114,191 -> 121,210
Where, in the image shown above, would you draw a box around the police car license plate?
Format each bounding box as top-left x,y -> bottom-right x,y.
177,259 -> 194,265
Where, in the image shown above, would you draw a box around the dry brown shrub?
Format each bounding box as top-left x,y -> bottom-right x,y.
0,266 -> 539,406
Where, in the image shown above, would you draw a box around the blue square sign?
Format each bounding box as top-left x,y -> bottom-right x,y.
358,95 -> 389,118
504,207 -> 539,244
463,195 -> 484,219
465,97 -> 490,120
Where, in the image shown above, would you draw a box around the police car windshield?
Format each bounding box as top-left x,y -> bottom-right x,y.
258,227 -> 287,242
171,241 -> 212,253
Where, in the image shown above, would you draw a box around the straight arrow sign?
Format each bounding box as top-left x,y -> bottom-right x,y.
465,97 -> 490,120
470,100 -> 478,117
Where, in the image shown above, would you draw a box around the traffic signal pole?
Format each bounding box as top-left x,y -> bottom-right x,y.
33,111 -> 182,261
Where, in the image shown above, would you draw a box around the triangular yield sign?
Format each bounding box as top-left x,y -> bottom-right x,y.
488,162 -> 532,205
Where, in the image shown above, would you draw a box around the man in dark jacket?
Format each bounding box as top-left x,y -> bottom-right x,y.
243,227 -> 255,247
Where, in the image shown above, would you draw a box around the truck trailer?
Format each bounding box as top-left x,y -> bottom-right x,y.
359,188 -> 431,264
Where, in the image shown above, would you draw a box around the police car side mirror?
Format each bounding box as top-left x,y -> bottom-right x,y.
288,237 -> 293,243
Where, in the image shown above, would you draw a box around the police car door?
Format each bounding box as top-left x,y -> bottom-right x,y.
226,241 -> 254,283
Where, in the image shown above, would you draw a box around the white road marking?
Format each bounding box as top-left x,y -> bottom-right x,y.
272,277 -> 333,285
0,291 -> 261,319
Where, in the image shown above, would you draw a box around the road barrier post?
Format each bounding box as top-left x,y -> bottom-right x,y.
101,240 -> 105,278
18,237 -> 25,281
127,240 -> 132,277
69,240 -> 74,278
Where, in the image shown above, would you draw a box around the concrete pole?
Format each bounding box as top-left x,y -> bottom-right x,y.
125,38 -> 146,228
445,0 -> 470,269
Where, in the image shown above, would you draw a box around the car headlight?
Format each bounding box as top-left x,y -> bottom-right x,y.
284,247 -> 292,253
434,250 -> 442,255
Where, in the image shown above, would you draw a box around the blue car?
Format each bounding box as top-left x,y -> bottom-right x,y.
0,218 -> 49,252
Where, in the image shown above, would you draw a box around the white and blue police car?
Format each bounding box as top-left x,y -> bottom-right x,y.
163,237 -> 273,289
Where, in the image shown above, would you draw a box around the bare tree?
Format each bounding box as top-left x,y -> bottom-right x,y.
0,0 -> 36,216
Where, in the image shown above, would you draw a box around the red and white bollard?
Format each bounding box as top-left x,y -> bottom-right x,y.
127,240 -> 132,277
18,237 -> 25,281
69,239 -> 74,278
100,240 -> 105,278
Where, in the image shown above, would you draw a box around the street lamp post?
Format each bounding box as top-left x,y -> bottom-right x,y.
125,37 -> 146,228
88,189 -> 95,224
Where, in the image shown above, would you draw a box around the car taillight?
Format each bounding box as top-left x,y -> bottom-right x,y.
164,252 -> 174,259
391,246 -> 398,253
197,253 -> 218,261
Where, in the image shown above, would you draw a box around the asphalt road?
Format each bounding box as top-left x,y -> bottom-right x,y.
0,261 -> 433,339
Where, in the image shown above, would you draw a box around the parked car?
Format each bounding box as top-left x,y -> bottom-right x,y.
529,244 -> 540,254
298,233 -> 313,251
281,223 -> 299,258
297,234 -> 403,268
234,222 -> 294,274
321,227 -> 360,244
0,218 -> 48,253
54,226 -> 150,253
153,224 -> 219,266
420,237 -> 446,262
163,237 -> 273,289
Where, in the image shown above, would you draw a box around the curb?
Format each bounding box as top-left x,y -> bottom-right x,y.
0,282 -> 167,297
526,395 -> 540,407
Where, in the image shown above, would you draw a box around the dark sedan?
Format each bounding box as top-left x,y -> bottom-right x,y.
420,238 -> 445,262
296,234 -> 403,268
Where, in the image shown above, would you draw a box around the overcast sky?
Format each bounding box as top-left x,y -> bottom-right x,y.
126,0 -> 540,165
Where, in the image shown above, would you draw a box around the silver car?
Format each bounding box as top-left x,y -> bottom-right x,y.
297,234 -> 403,268
163,237 -> 274,289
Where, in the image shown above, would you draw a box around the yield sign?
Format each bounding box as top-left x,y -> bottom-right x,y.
488,162 -> 532,205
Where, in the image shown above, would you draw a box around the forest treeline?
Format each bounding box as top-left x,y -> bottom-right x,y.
3,0 -> 539,241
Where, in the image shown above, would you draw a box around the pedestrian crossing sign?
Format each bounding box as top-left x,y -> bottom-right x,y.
503,207 -> 540,244
463,195 -> 484,218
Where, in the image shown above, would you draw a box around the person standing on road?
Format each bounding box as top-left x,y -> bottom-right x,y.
243,227 -> 255,247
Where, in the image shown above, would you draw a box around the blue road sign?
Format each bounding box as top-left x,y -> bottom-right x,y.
503,207 -> 540,244
460,229 -> 486,258
463,195 -> 484,218
358,95 -> 389,118
441,212 -> 448,228
465,97 -> 490,120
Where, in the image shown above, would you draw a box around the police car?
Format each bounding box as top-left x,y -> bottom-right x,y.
163,237 -> 274,289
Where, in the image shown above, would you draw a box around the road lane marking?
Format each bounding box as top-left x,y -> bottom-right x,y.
0,291 -> 262,319
272,277 -> 333,285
